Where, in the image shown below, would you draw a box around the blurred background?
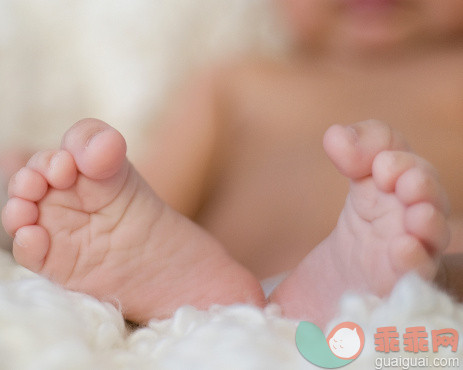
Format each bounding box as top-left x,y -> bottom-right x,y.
0,0 -> 288,155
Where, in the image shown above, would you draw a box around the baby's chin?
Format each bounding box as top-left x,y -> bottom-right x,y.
329,21 -> 426,58
294,19 -> 430,59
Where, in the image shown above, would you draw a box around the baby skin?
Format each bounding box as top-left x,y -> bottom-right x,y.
2,119 -> 450,326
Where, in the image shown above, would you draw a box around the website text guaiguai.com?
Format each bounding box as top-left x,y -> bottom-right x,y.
375,356 -> 460,369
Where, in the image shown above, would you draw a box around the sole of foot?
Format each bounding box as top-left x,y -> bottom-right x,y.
270,120 -> 450,326
2,118 -> 265,323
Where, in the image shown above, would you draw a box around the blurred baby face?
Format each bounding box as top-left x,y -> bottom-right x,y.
278,0 -> 463,55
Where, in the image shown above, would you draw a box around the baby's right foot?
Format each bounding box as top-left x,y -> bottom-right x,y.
270,120 -> 450,326
2,119 -> 265,323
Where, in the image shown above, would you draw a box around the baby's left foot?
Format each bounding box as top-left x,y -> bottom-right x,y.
270,120 -> 450,326
2,119 -> 265,323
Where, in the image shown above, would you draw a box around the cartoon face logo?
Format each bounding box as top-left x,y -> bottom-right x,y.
328,326 -> 362,360
296,321 -> 365,368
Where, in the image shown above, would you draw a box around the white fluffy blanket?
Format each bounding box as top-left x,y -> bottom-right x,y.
0,0 -> 287,153
1,1 -> 462,369
1,249 -> 462,369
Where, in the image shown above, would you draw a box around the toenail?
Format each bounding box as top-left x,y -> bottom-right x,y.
50,151 -> 65,171
14,230 -> 26,248
85,129 -> 105,148
346,126 -> 359,145
421,204 -> 436,221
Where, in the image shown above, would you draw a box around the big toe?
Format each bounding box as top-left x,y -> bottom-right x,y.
323,120 -> 409,179
61,118 -> 127,180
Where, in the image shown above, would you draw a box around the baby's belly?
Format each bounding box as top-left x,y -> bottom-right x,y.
195,163 -> 349,279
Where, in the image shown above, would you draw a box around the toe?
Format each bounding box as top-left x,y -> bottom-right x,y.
323,120 -> 410,179
2,197 -> 39,235
61,118 -> 127,180
389,234 -> 438,280
13,225 -> 50,273
372,151 -> 417,192
405,203 -> 450,253
27,149 -> 77,190
8,167 -> 48,201
396,166 -> 450,214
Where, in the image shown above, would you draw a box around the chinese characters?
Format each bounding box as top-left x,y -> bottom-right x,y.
374,327 -> 458,353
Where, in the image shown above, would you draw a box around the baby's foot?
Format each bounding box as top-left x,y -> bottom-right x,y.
2,118 -> 265,323
270,120 -> 450,326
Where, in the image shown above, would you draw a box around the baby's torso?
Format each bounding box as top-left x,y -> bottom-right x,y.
195,51 -> 463,279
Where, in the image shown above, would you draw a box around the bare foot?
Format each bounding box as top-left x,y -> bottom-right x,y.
270,120 -> 450,327
2,118 -> 265,323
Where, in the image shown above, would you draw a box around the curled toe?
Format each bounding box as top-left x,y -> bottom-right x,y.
396,166 -> 449,214
8,167 -> 48,201
2,198 -> 38,236
13,225 -> 50,273
405,203 -> 450,253
26,149 -> 77,190
324,120 -> 408,180
372,151 -> 416,192
389,234 -> 438,280
61,118 -> 127,180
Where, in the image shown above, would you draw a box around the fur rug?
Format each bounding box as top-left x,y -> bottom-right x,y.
0,0 -> 287,154
1,249 -> 462,369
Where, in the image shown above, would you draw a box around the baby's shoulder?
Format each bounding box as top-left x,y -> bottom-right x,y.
229,57 -> 293,82
207,57 -> 308,109
200,57 -> 291,90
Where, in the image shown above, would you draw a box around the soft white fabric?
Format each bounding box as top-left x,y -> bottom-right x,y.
261,270 -> 290,297
1,249 -> 462,370
0,0 -> 288,155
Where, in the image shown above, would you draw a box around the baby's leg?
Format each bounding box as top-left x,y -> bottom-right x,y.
270,120 -> 450,327
2,118 -> 265,323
